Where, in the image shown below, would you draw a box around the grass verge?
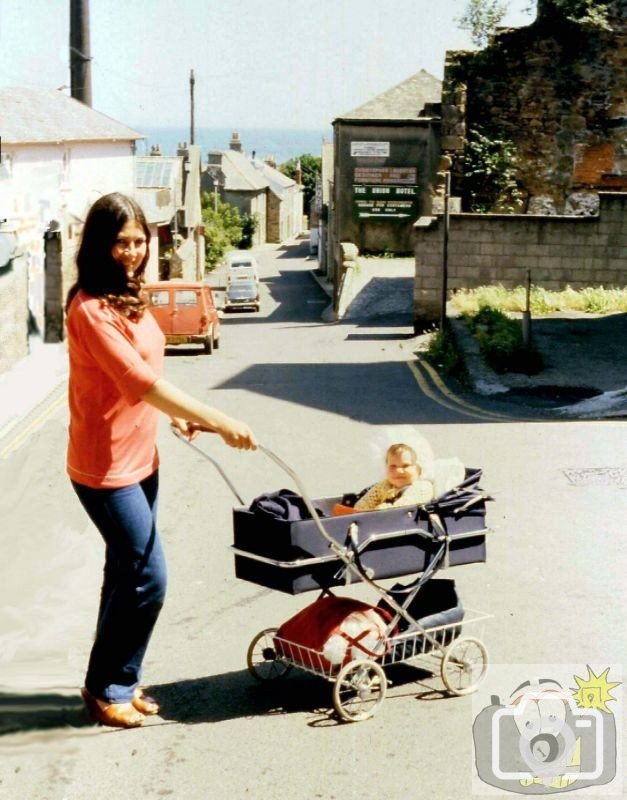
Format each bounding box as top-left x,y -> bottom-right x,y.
450,285 -> 627,315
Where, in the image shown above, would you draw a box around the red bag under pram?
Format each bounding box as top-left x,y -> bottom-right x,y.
274,595 -> 390,672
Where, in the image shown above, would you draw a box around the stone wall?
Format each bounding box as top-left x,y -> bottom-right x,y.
413,192 -> 627,324
442,0 -> 627,213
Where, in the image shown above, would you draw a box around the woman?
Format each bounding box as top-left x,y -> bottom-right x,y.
66,192 -> 257,728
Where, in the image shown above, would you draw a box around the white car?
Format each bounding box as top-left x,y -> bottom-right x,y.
226,251 -> 259,282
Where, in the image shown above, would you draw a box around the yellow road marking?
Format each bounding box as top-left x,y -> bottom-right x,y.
417,358 -> 533,422
0,391 -> 67,459
406,359 -> 525,422
406,359 -> 496,421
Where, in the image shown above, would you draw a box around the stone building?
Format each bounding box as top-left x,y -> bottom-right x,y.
250,157 -> 303,244
201,133 -> 304,246
202,134 -> 268,247
442,0 -> 627,214
330,70 -> 442,264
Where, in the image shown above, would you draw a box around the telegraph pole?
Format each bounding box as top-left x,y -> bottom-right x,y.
69,0 -> 92,105
438,156 -> 453,331
190,69 -> 195,145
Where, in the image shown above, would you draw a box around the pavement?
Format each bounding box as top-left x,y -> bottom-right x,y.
0,335 -> 68,444
448,310 -> 627,419
1,279 -> 626,445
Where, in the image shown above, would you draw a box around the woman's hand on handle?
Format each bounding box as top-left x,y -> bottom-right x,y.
188,419 -> 257,450
170,416 -> 200,441
143,378 -> 257,450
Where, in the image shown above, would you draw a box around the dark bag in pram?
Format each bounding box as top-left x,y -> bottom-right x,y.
378,579 -> 464,660
249,489 -> 321,522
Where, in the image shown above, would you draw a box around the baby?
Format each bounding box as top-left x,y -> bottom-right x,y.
353,442 -> 434,512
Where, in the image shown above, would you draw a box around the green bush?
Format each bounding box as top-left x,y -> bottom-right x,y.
201,194 -> 245,269
466,306 -> 544,374
239,213 -> 259,250
424,327 -> 469,384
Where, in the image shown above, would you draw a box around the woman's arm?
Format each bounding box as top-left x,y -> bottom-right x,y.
142,378 -> 257,450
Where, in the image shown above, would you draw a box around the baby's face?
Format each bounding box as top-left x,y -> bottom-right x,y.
386,452 -> 419,488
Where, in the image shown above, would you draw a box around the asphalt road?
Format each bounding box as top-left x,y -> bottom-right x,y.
0,239 -> 625,799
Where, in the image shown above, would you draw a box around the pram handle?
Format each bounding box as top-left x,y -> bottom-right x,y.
172,427 -> 462,637
170,424 -> 247,505
170,426 -> 362,563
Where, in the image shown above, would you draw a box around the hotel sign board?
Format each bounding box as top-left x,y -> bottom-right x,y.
352,165 -> 418,221
353,185 -> 418,220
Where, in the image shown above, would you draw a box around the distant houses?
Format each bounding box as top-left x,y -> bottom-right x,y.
201,132 -> 304,246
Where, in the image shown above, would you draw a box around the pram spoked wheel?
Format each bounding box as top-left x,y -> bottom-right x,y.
332,660 -> 387,722
247,628 -> 292,681
440,636 -> 488,696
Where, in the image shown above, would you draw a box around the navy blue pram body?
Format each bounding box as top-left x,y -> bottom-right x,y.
233,468 -> 490,595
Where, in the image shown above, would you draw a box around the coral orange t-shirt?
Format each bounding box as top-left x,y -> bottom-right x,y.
66,291 -> 165,489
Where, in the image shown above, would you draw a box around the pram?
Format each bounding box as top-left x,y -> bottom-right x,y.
175,430 -> 493,722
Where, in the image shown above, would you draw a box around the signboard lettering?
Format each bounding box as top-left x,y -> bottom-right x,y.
354,166 -> 417,185
350,141 -> 390,158
352,185 -> 418,222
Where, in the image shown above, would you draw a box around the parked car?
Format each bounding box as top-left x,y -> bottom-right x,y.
226,251 -> 259,282
223,279 -> 260,312
144,280 -> 221,353
227,266 -> 257,284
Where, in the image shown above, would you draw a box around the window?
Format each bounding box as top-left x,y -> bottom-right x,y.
175,290 -> 198,306
149,291 -> 169,307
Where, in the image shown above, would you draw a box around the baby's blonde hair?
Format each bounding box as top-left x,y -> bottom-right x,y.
386,443 -> 421,473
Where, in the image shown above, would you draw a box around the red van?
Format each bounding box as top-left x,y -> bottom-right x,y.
144,281 -> 221,354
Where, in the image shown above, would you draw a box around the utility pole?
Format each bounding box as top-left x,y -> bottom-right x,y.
69,0 -> 92,105
438,155 -> 453,331
190,69 -> 195,145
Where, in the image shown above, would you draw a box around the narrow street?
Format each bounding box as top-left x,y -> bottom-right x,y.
0,240 -> 624,800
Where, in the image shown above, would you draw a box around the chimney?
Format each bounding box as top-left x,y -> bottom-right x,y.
69,0 -> 93,105
294,159 -> 302,185
229,132 -> 243,152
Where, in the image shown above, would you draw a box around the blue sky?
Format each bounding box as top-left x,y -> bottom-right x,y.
0,0 -> 534,130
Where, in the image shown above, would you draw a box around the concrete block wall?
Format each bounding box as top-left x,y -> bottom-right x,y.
413,192 -> 627,323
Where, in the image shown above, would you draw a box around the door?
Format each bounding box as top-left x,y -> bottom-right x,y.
172,288 -> 204,335
146,288 -> 173,335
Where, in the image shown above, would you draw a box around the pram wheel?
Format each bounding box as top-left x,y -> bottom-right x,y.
332,660 -> 387,722
247,628 -> 292,681
440,636 -> 488,696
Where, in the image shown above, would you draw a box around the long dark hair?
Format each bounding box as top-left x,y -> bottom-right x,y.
66,192 -> 151,320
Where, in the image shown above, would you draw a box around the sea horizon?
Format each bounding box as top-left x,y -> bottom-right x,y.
135,125 -> 332,165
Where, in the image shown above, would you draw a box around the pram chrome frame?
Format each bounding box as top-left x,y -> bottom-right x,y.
174,429 -> 493,722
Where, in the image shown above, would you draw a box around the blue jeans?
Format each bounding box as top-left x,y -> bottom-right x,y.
72,471 -> 167,703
